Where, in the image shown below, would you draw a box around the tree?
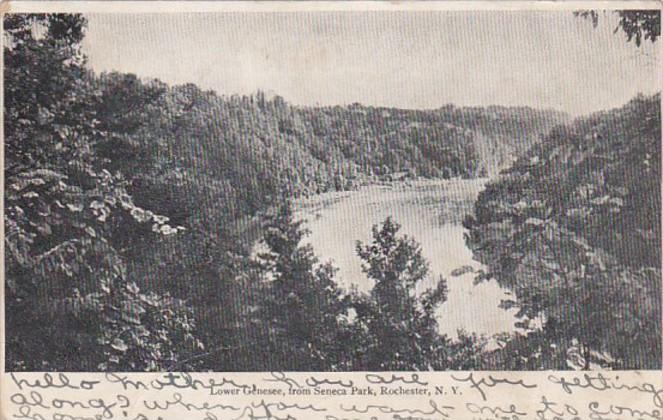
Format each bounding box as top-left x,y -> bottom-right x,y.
575,10 -> 660,46
4,13 -> 201,371
464,95 -> 661,369
252,202 -> 351,370
351,217 -> 450,370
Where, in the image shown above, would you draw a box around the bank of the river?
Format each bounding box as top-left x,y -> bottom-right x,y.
293,177 -> 518,339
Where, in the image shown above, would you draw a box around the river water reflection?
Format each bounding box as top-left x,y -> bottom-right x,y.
294,178 -> 518,339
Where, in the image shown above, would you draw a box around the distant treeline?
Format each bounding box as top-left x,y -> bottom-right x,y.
95,73 -> 568,221
6,13 -> 659,372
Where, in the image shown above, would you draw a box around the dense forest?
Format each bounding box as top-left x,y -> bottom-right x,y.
465,93 -> 662,369
5,12 -> 661,371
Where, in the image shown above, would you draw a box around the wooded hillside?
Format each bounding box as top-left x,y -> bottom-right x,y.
465,93 -> 662,369
6,12 -> 658,372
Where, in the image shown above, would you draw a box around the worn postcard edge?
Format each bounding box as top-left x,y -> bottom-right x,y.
0,1 -> 661,419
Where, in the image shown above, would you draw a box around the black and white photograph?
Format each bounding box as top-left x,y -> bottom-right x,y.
4,5 -> 661,373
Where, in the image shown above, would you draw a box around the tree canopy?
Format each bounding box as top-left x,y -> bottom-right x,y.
5,12 -> 659,372
465,94 -> 662,369
5,14 -> 202,371
576,9 -> 660,46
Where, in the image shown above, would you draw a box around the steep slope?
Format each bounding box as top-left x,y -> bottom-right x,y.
90,73 -> 570,366
93,74 -> 569,237
465,93 -> 661,369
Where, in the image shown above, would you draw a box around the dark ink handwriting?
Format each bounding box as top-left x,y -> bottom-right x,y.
588,401 -> 661,420
548,373 -> 663,408
263,372 -> 301,390
150,372 -> 251,393
143,392 -> 240,412
305,376 -> 354,389
451,373 -> 537,401
364,373 -> 428,386
341,399 -> 454,418
10,373 -> 99,391
466,402 -> 527,417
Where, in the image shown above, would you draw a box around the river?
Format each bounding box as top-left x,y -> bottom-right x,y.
294,178 -> 518,339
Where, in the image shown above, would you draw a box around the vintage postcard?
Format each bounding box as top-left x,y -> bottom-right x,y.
1,1 -> 662,419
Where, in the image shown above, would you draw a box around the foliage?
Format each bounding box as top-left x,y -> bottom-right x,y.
249,203 -> 352,371
349,218 -> 451,370
78,68 -> 564,371
7,12 -> 656,372
91,76 -> 567,210
575,9 -> 660,46
465,94 -> 662,369
5,13 -> 201,371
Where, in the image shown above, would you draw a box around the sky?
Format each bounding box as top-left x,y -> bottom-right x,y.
82,11 -> 661,116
